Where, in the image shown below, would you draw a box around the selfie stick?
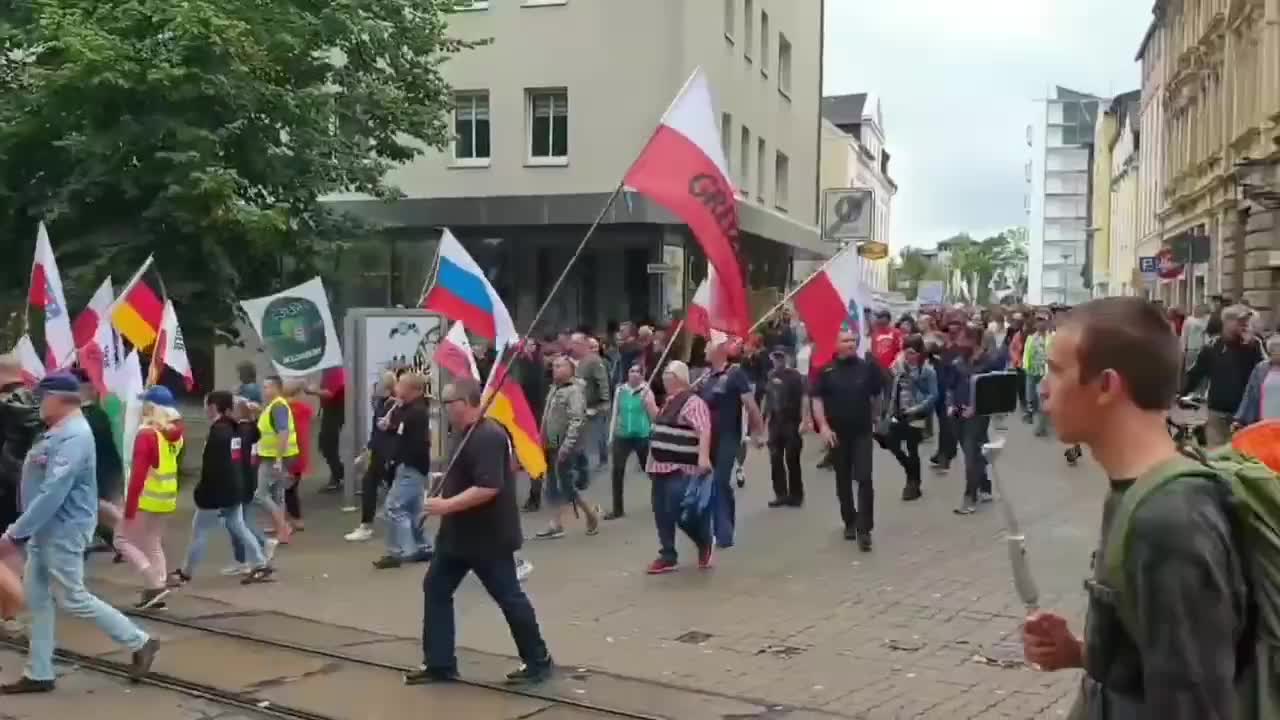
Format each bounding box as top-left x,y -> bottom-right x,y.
983,435 -> 1040,612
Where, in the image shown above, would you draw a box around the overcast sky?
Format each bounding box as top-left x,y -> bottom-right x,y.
822,0 -> 1153,250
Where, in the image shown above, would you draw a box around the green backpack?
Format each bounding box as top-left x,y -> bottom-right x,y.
1100,447 -> 1280,717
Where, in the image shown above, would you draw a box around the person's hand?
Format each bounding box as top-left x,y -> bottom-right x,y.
586,408 -> 598,417
424,497 -> 453,517
697,454 -> 713,476
307,384 -> 322,395
1023,612 -> 1084,671
948,405 -> 959,418
376,416 -> 391,431
962,405 -> 975,419
819,426 -> 838,448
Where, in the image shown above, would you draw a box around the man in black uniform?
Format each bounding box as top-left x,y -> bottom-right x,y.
408,378 -> 553,686
0,355 -> 40,535
763,347 -> 806,508
812,331 -> 883,551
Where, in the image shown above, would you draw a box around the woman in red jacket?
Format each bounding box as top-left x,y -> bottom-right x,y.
284,380 -> 313,533
116,386 -> 186,610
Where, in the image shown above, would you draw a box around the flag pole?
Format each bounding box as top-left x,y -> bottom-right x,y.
416,235 -> 444,307
643,318 -> 685,389
426,181 -> 628,499
746,242 -> 858,335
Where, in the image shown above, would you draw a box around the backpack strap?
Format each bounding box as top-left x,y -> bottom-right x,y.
1099,452 -> 1224,638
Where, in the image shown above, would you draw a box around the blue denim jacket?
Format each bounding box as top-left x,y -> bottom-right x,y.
8,413 -> 98,545
1234,360 -> 1275,427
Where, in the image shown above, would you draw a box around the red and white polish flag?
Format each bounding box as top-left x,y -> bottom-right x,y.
793,250 -> 873,369
28,222 -> 75,369
625,68 -> 750,337
435,320 -> 481,381
72,277 -> 115,396
12,335 -> 45,387
685,265 -> 738,339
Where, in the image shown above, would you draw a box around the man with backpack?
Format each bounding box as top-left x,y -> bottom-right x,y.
1183,303 -> 1264,446
1023,297 -> 1248,719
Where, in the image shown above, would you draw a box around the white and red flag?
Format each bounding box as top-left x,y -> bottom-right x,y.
435,320 -> 481,381
155,300 -> 194,390
12,336 -> 45,387
28,222 -> 75,369
625,68 -> 750,337
72,277 -> 115,396
685,266 -> 738,339
793,249 -> 872,369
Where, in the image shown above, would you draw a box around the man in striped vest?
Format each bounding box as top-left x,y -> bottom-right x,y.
641,361 -> 714,574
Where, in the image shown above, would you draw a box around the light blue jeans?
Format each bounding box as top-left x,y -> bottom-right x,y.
254,462 -> 288,515
25,534 -> 149,681
385,466 -> 431,559
186,507 -> 265,576
1025,374 -> 1050,437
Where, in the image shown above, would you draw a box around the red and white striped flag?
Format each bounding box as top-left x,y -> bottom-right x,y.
28,223 -> 74,369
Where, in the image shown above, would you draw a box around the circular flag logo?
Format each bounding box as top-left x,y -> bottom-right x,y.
260,296 -> 327,372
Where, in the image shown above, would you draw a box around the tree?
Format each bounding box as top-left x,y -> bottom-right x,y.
0,0 -> 477,348
894,247 -> 944,300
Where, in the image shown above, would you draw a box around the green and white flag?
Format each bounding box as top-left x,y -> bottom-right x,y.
240,276 -> 343,377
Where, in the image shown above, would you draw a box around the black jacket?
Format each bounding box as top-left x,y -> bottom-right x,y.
235,420 -> 260,505
0,382 -> 41,490
392,397 -> 432,475
1184,336 -> 1265,413
197,416 -> 243,510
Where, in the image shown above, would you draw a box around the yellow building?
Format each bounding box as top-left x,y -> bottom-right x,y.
1091,93 -> 1142,297
1089,101 -> 1119,295
1146,0 -> 1280,314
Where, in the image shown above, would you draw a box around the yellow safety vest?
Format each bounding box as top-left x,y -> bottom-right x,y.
137,430 -> 183,514
256,397 -> 299,459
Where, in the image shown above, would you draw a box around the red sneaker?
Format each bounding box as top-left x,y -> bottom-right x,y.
646,558 -> 677,575
697,546 -> 715,570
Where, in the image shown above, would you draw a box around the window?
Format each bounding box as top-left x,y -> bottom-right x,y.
723,0 -> 734,41
721,112 -> 732,169
756,137 -> 766,200
743,0 -> 754,60
527,89 -> 569,162
453,92 -> 490,164
778,33 -> 792,96
774,151 -> 790,211
760,11 -> 770,75
740,126 -> 751,194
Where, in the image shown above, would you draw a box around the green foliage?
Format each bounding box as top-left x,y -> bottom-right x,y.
941,228 -> 1028,305
0,0 -> 476,347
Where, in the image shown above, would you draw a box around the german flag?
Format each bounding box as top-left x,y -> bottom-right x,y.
110,257 -> 164,350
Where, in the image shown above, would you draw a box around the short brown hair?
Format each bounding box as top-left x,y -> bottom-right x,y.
1061,297 -> 1179,411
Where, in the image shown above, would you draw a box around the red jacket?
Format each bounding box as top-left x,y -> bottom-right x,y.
125,421 -> 186,519
290,400 -> 314,479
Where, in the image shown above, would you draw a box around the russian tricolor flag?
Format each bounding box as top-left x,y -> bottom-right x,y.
423,230 -> 517,350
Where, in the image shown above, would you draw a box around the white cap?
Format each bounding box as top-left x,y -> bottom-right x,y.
664,360 -> 691,384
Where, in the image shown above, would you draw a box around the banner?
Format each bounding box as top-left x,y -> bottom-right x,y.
240,277 -> 343,377
917,281 -> 945,306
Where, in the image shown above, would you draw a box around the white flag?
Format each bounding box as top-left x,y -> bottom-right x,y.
159,300 -> 193,389
28,223 -> 75,368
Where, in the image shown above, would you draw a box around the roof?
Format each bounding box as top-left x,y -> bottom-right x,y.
821,93 -> 867,127
1108,89 -> 1141,127
1135,3 -> 1165,61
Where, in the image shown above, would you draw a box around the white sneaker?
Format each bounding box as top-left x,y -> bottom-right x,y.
515,558 -> 534,583
345,525 -> 374,542
264,538 -> 280,563
220,564 -> 250,576
0,618 -> 25,637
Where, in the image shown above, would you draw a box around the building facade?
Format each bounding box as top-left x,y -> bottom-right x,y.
322,0 -> 828,332
1089,105 -> 1119,295
1027,87 -> 1106,305
1135,14 -> 1168,298
1108,97 -> 1141,297
818,93 -> 898,292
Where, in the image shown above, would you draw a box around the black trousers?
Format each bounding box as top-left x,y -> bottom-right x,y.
768,426 -> 803,501
959,416 -> 992,502
319,414 -> 344,484
831,428 -> 873,532
0,483 -> 18,535
609,436 -> 649,516
1014,369 -> 1027,413
882,423 -> 923,489
933,404 -> 957,462
360,454 -> 392,524
285,478 -> 302,520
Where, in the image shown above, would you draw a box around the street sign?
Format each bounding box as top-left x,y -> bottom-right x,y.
646,263 -> 678,274
821,188 -> 874,242
857,241 -> 889,261
1137,256 -> 1158,274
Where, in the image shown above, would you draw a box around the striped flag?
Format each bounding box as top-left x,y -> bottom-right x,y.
110,257 -> 165,350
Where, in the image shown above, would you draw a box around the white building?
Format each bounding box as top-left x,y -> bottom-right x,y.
1027,87 -> 1107,305
323,0 -> 828,331
817,93 -> 897,292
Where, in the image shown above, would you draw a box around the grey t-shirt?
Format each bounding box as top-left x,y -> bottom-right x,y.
1078,474 -> 1245,720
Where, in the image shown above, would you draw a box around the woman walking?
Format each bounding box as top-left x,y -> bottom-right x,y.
878,336 -> 938,501
115,387 -> 186,609
171,392 -> 273,586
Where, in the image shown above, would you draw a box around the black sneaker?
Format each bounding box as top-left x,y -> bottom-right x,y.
857,532 -> 873,553
901,486 -> 923,502
930,457 -> 951,470
843,526 -> 858,540
786,496 -> 804,508
521,496 -> 541,513
404,666 -> 459,685
408,549 -> 434,563
319,483 -> 342,494
767,497 -> 788,508
0,676 -> 55,694
242,566 -> 275,585
166,570 -> 190,588
130,638 -> 160,681
372,555 -> 403,570
135,588 -> 170,610
505,660 -> 553,685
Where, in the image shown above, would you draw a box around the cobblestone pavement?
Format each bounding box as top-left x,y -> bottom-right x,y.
77,418 -> 1101,719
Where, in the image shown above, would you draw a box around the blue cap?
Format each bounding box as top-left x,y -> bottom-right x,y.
36,372 -> 81,397
141,385 -> 176,408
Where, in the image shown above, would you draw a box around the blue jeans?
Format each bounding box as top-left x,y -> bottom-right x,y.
650,472 -> 710,563
710,436 -> 739,548
254,462 -> 287,516
1025,374 -> 1049,436
25,534 -> 149,681
385,465 -> 430,558
187,506 -> 264,576
959,416 -> 992,503
422,552 -> 550,675
231,502 -> 266,565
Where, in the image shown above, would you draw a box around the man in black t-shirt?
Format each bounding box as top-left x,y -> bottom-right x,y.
763,348 -> 806,508
408,378 -> 552,687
